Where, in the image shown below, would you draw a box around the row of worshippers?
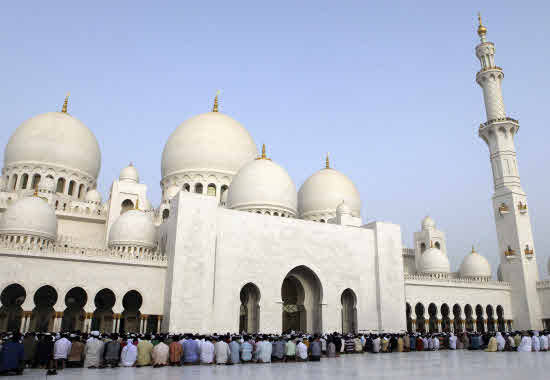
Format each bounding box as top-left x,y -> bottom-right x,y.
2,330 -> 550,375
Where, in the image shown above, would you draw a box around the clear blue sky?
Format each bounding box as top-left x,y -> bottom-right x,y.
1,1 -> 549,277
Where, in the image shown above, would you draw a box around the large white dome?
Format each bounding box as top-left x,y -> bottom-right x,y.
0,195 -> 57,241
460,247 -> 491,279
420,247 -> 450,274
108,209 -> 156,249
161,112 -> 258,179
5,112 -> 101,179
227,154 -> 297,216
298,167 -> 361,220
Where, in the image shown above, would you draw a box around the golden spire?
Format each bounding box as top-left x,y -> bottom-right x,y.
255,144 -> 271,160
61,92 -> 70,113
325,152 -> 330,169
212,90 -> 220,112
477,12 -> 487,39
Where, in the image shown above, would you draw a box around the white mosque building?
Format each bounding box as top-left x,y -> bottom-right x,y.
1,19 -> 549,335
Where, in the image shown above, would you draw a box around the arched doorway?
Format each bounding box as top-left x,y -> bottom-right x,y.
453,304 -> 462,332
496,305 -> 505,332
239,283 -> 260,334
120,290 -> 142,333
406,303 -> 413,333
0,284 -> 26,332
61,287 -> 87,332
30,286 -> 58,332
441,304 -> 451,333
341,289 -> 357,334
475,304 -> 484,333
486,305 -> 495,332
281,266 -> 323,333
428,303 -> 438,333
415,303 -> 425,332
91,289 -> 115,332
465,304 -> 474,332
120,199 -> 134,214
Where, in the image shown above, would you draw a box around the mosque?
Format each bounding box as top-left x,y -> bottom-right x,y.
1,18 -> 549,336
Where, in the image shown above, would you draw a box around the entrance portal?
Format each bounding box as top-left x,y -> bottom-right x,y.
281,266 -> 322,333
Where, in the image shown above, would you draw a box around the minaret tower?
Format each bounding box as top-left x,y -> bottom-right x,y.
475,14 -> 541,330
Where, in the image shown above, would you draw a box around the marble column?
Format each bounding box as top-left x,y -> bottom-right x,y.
158,316 -> 163,333
450,319 -> 454,333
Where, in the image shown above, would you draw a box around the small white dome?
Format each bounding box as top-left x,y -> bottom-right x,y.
459,247 -> 492,278
38,176 -> 56,193
336,200 -> 351,215
84,189 -> 102,203
420,247 -> 450,274
161,112 -> 258,179
108,209 -> 156,248
227,156 -> 297,216
5,112 -> 101,180
422,216 -> 436,230
298,167 -> 361,219
119,163 -> 139,183
0,195 -> 57,241
165,185 -> 180,201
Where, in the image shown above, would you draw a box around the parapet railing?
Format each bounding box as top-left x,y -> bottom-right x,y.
404,274 -> 512,288
0,240 -> 167,267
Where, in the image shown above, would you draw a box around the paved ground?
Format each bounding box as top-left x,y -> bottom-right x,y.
15,351 -> 550,380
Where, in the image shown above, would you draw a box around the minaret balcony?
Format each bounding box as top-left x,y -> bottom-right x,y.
498,203 -> 509,216
479,117 -> 519,130
524,245 -> 534,259
518,202 -> 528,214
504,247 -> 516,261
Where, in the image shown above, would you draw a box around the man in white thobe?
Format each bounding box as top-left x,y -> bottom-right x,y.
53,335 -> 72,369
532,332 -> 540,352
83,332 -> 104,368
120,340 -> 138,367
495,332 -> 506,351
214,339 -> 230,365
258,338 -> 272,363
517,334 -> 532,352
448,333 -> 457,350
200,338 -> 215,364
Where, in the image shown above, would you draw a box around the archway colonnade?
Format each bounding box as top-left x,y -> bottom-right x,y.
0,283 -> 162,334
406,301 -> 512,334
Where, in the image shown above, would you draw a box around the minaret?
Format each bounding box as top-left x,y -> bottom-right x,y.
475,14 -> 541,330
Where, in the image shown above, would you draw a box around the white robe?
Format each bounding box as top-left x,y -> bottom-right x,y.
83,338 -> 104,367
541,335 -> 549,351
432,337 -> 440,351
372,338 -> 381,353
532,334 -> 540,352
448,334 -> 457,350
495,333 -> 506,351
120,344 -> 137,367
200,341 -> 215,364
517,336 -> 532,352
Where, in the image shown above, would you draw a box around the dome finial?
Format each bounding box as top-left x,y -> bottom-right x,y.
61,92 -> 70,113
477,12 -> 487,41
325,152 -> 330,169
255,144 -> 271,160
212,90 -> 220,112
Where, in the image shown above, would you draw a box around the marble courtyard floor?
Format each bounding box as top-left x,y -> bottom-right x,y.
16,351 -> 550,380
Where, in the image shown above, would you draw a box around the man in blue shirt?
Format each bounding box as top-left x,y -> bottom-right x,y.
183,335 -> 200,364
0,333 -> 25,375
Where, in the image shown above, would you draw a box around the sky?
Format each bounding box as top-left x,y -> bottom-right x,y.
1,0 -> 549,277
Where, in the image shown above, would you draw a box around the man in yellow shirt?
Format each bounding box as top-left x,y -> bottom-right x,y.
136,336 -> 154,367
